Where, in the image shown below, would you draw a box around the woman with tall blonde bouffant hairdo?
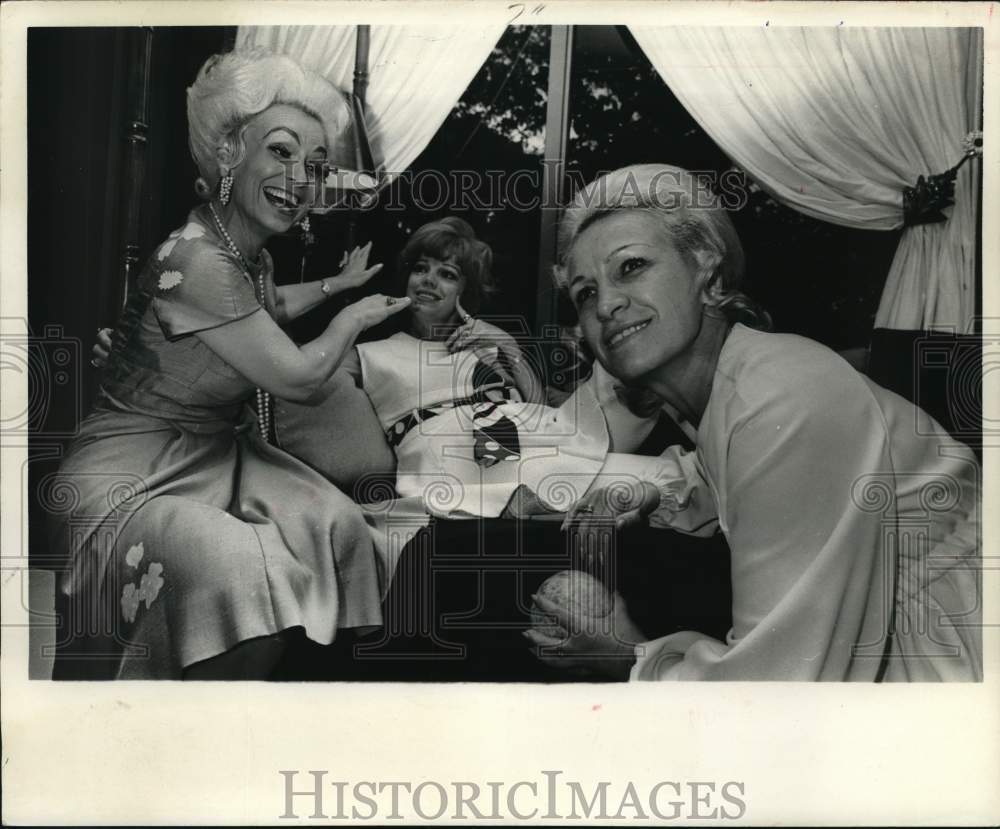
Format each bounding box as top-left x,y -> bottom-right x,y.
526,164 -> 982,682
47,48 -> 411,679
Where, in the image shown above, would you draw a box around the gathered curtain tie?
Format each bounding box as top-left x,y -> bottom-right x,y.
903,130 -> 983,227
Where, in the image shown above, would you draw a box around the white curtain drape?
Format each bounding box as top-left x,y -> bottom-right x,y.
630,26 -> 982,332
237,25 -> 506,177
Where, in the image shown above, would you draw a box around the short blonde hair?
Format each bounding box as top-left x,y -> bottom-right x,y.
555,164 -> 769,330
186,47 -> 351,198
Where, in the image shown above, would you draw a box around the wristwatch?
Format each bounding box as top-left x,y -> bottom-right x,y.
319,278 -> 331,297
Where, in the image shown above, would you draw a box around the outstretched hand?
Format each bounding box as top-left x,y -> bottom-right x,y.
560,481 -> 662,569
523,590 -> 645,680
91,327 -> 113,369
341,293 -> 412,331
333,242 -> 383,290
445,317 -> 519,358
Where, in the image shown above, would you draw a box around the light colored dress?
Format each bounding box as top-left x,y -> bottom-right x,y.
45,205 -> 383,679
628,324 -> 981,681
349,332 -> 612,517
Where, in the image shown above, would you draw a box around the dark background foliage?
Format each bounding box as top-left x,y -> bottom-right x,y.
293,25 -> 901,350
24,24 -> 915,364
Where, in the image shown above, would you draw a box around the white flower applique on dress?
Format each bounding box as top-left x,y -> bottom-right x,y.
158,270 -> 184,291
120,541 -> 165,624
155,222 -> 206,261
124,541 -> 144,568
121,583 -> 141,624
138,562 -> 165,609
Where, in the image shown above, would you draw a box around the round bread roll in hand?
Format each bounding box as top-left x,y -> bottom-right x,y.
530,570 -> 612,640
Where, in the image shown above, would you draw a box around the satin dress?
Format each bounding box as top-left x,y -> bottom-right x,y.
46,204 -> 383,678
629,324 -> 981,681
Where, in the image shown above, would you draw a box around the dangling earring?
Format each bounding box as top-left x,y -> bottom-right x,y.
298,214 -> 315,283
219,171 -> 233,206
300,214 -> 314,247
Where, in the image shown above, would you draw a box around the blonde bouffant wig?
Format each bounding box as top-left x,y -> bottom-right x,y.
186,47 -> 351,199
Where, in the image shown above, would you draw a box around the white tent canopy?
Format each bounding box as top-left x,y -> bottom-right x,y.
237,25 -> 506,178
238,24 -> 982,333
631,26 -> 982,332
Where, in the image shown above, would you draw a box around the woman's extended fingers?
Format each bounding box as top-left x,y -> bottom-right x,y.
346,241 -> 372,265
522,629 -> 573,668
561,492 -> 593,530
91,327 -> 113,368
338,243 -> 382,287
445,319 -> 475,352
530,593 -> 577,630
348,294 -> 412,329
614,507 -> 645,531
354,263 -> 383,285
561,488 -> 614,530
445,318 -> 519,357
522,628 -> 562,649
376,295 -> 412,320
561,493 -> 619,571
563,483 -> 654,531
523,629 -> 599,672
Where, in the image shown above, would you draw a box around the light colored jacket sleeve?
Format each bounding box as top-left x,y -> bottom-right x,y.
632,366 -> 893,681
589,449 -> 720,537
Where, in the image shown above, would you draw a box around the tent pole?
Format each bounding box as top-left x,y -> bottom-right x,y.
534,25 -> 574,336
117,27 -> 154,310
345,25 -> 371,251
354,27 -> 371,110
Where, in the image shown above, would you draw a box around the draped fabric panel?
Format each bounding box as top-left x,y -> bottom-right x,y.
630,26 -> 982,332
236,25 -> 506,178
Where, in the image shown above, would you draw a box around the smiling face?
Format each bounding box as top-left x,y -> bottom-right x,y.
405,255 -> 466,334
223,104 -> 327,242
565,210 -> 709,385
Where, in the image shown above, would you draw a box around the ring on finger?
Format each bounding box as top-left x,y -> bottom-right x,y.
385,297 -> 396,306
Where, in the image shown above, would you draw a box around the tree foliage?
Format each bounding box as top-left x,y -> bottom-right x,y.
300,25 -> 897,349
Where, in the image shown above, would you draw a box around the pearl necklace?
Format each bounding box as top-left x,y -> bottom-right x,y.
208,201 -> 271,444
